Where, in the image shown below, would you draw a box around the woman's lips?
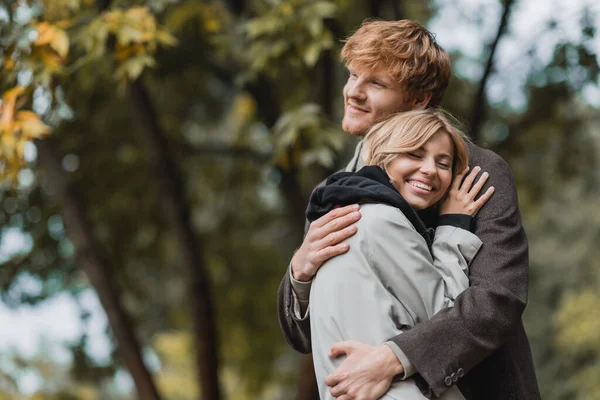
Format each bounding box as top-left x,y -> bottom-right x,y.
406,180 -> 435,195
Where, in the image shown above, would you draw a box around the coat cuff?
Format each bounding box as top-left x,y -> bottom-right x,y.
438,214 -> 474,232
289,263 -> 311,320
384,341 -> 416,380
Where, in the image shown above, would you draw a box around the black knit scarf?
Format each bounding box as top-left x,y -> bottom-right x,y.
306,166 -> 437,247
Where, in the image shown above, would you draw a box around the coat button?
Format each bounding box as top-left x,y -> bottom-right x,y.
457,368 -> 464,378
444,376 -> 452,386
451,372 -> 458,382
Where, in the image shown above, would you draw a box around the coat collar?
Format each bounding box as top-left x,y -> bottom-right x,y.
345,140 -> 365,172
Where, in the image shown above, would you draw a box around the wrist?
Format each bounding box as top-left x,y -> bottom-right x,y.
380,344 -> 404,377
291,251 -> 312,282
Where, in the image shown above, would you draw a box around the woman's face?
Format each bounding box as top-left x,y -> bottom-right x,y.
385,131 -> 454,210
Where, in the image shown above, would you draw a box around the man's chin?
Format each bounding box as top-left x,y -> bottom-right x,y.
342,121 -> 369,137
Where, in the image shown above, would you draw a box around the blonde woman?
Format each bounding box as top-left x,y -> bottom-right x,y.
306,109 -> 494,400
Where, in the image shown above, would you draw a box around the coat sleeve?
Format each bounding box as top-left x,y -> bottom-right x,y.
277,263 -> 312,354
363,207 -> 481,326
277,177 -> 324,354
431,225 -> 482,303
390,153 -> 529,398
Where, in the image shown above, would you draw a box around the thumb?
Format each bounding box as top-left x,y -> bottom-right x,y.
329,340 -> 358,358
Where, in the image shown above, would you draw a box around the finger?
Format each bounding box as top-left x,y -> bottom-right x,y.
458,166 -> 481,193
336,395 -> 352,400
325,371 -> 343,387
329,340 -> 357,358
318,225 -> 358,249
318,210 -> 361,240
466,171 -> 489,200
329,383 -> 347,398
471,186 -> 495,214
451,166 -> 469,192
311,204 -> 360,229
310,242 -> 351,265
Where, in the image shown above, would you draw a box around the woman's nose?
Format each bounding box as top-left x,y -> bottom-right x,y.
420,158 -> 437,175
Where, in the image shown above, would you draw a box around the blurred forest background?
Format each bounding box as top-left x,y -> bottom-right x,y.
0,0 -> 599,399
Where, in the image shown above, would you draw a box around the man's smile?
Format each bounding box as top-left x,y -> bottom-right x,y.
346,103 -> 369,114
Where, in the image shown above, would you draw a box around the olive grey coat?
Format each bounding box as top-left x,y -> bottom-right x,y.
310,202 -> 481,400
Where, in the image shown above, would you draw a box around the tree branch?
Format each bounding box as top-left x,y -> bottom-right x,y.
469,0 -> 515,142
35,138 -> 162,400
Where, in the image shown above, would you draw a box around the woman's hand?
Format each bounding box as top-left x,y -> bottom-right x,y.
439,166 -> 495,216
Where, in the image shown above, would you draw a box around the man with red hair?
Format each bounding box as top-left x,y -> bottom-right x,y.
277,19 -> 540,400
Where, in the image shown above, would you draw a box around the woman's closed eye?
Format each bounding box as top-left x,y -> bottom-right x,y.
407,152 -> 423,159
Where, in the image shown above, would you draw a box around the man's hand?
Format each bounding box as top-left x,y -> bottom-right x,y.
291,204 -> 361,282
325,341 -> 403,400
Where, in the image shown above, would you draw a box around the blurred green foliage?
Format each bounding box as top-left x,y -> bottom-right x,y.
1,0 -> 600,399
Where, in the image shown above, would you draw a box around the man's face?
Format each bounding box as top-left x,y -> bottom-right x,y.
342,63 -> 415,137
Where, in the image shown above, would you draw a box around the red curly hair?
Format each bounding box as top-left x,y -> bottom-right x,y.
341,20 -> 452,108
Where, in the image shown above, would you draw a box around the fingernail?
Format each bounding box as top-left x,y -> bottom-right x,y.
352,204 -> 360,210
482,172 -> 489,177
352,212 -> 360,218
475,166 -> 481,171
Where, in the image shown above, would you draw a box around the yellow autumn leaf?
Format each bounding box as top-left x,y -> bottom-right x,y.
35,22 -> 55,45
35,22 -> 70,59
0,86 -> 25,132
2,86 -> 25,104
36,47 -> 64,69
124,6 -> 154,27
1,130 -> 17,148
3,51 -> 16,71
50,29 -> 70,58
15,111 -> 52,139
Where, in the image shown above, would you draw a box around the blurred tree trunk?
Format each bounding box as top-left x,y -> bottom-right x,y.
36,139 -> 162,400
129,79 -> 222,400
246,74 -> 319,400
469,0 -> 515,142
370,0 -> 385,17
94,0 -> 221,398
392,1 -> 406,20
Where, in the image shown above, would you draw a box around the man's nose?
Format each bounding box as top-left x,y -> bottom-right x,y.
347,79 -> 366,100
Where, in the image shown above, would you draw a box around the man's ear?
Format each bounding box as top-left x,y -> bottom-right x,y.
412,93 -> 432,110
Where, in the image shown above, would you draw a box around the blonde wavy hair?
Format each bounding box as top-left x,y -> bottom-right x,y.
362,109 -> 469,174
341,19 -> 452,107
